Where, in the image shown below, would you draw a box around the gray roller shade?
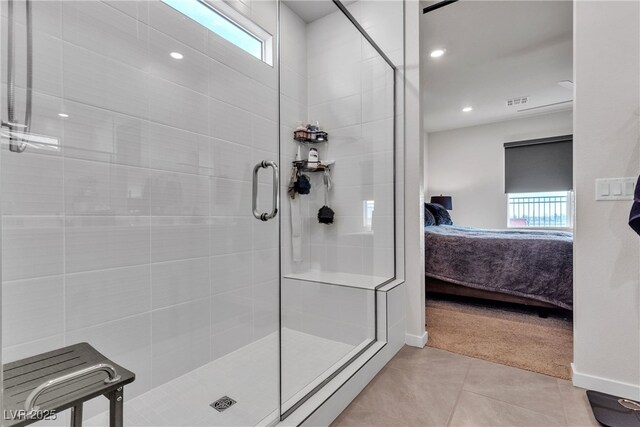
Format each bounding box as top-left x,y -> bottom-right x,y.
504,135 -> 573,193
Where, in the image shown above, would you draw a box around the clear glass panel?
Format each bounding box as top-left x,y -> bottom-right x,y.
0,0 -> 279,426
279,0 -> 395,415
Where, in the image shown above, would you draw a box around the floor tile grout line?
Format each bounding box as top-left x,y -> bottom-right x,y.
445,357 -> 472,427
458,358 -> 569,418
461,388 -> 567,424
555,378 -> 571,426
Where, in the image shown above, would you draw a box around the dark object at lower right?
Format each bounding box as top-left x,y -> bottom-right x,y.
586,390 -> 640,426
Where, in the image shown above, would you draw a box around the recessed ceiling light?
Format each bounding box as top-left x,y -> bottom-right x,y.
462,106 -> 473,113
430,49 -> 446,58
170,52 -> 184,60
58,113 -> 69,118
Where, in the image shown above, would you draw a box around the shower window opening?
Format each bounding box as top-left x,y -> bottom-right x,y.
161,0 -> 273,65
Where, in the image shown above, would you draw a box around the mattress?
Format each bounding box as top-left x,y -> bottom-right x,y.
424,225 -> 573,309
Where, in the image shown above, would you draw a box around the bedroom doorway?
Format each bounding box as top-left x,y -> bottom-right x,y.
421,0 -> 574,379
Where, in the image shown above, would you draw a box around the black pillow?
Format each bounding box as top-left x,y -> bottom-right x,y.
424,204 -> 437,227
426,203 -> 453,225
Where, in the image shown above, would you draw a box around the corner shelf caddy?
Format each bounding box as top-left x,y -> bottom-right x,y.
292,159 -> 332,173
293,131 -> 329,144
292,128 -> 333,173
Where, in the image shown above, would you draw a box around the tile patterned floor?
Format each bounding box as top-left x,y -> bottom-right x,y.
331,346 -> 600,427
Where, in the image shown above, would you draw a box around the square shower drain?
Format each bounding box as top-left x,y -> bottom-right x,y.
210,396 -> 237,412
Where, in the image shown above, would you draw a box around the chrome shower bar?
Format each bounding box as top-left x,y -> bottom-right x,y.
2,0 -> 33,153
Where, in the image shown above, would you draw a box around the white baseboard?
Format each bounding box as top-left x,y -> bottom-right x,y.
405,330 -> 428,348
572,363 -> 640,400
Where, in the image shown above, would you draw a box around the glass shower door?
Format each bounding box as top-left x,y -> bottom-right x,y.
0,0 -> 281,426
279,0 -> 396,417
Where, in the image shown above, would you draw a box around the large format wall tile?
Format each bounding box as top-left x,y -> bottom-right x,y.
148,27 -> 209,95
211,287 -> 252,336
210,178 -> 252,217
148,123 -> 211,175
2,275 -> 64,347
62,1 -> 149,70
62,101 -> 150,167
64,158 -> 150,216
149,170 -> 209,216
65,265 -> 151,331
65,216 -> 150,273
150,217 -> 209,262
3,216 -> 64,281
63,43 -> 150,120
209,98 -> 253,146
210,138 -> 253,181
211,251 -> 253,294
151,299 -> 210,385
151,257 -> 210,309
2,152 -> 63,216
210,216 -> 252,256
253,279 -> 278,339
148,75 -> 209,136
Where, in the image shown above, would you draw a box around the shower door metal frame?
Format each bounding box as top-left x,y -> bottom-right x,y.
278,0 -> 399,420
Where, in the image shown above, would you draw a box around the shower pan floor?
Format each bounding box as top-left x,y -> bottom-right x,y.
84,328 -> 356,427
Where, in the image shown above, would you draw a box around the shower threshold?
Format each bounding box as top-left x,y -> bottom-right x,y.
84,328 -> 365,427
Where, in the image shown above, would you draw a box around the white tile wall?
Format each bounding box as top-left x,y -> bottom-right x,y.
2,152 -> 64,215
151,257 -> 210,309
2,216 -> 64,281
2,275 -> 64,347
151,299 -> 210,386
282,3 -> 395,282
65,216 -> 151,273
1,0 -> 281,420
65,265 -> 151,331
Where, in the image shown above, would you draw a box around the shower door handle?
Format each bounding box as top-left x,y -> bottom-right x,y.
252,160 -> 279,221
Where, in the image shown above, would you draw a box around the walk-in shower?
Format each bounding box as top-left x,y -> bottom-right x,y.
0,0 -> 403,425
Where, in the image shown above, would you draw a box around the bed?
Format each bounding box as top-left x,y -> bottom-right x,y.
424,225 -> 573,310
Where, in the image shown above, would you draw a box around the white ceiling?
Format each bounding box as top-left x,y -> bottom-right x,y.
282,0 -> 354,23
421,0 -> 573,133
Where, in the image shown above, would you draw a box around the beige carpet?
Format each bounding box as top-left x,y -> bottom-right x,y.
426,298 -> 573,379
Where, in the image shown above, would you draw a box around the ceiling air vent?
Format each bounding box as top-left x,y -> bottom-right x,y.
506,96 -> 529,107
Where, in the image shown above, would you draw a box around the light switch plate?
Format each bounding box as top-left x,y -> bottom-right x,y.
595,177 -> 636,201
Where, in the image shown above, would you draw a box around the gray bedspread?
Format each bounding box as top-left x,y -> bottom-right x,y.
425,225 -> 573,309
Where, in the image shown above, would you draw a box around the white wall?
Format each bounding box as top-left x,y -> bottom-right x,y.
572,0 -> 640,400
404,0 -> 426,347
426,111 -> 573,229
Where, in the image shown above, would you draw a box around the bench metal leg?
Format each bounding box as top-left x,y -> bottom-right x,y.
107,387 -> 124,427
70,403 -> 83,427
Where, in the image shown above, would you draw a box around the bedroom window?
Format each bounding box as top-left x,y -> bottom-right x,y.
161,0 -> 273,65
507,191 -> 572,228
